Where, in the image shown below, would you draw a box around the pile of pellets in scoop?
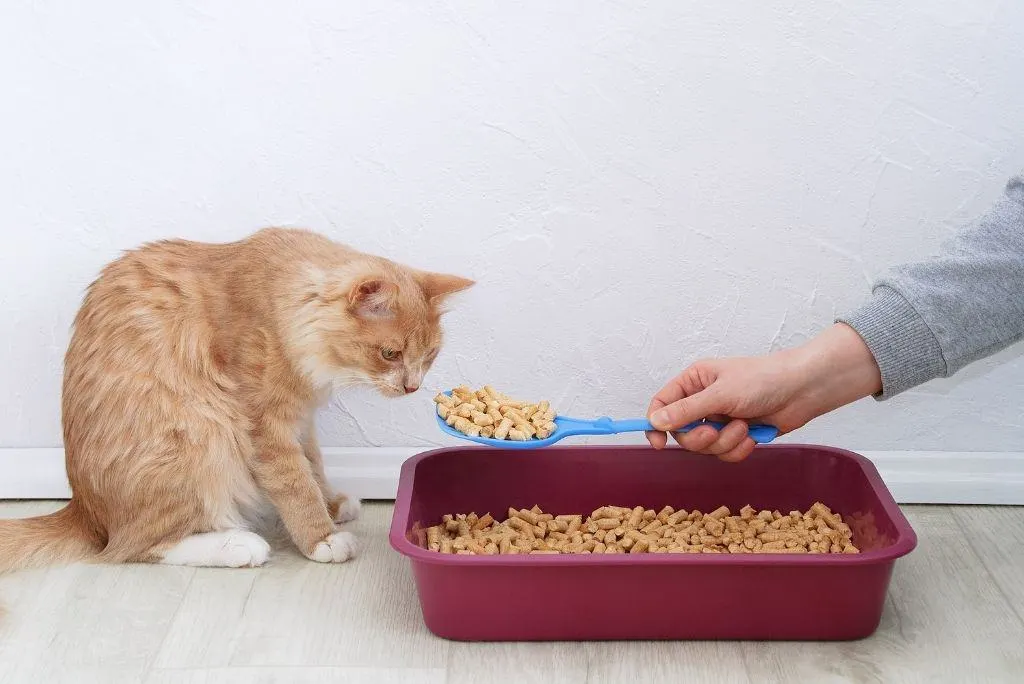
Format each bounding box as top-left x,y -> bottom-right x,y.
434,385 -> 556,440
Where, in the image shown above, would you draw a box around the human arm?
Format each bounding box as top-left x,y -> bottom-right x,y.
645,323 -> 881,461
839,172 -> 1024,397
647,171 -> 1024,459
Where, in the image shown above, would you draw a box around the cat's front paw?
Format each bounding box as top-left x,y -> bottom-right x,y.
306,531 -> 359,563
330,496 -> 362,524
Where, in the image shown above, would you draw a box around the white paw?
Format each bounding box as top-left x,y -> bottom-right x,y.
220,531 -> 272,567
334,498 -> 362,524
307,531 -> 359,563
161,530 -> 271,568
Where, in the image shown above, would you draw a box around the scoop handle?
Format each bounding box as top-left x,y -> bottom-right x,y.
606,418 -> 779,444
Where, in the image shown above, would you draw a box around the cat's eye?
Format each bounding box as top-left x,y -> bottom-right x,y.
381,348 -> 400,360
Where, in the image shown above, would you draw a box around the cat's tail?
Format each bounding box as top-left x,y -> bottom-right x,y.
0,501 -> 102,574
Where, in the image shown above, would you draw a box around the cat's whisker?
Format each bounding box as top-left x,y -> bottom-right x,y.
336,375 -> 376,386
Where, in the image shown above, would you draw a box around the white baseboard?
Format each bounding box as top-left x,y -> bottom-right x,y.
857,451 -> 1024,505
321,447 -> 420,500
0,447 -> 418,502
0,447 -> 1021,505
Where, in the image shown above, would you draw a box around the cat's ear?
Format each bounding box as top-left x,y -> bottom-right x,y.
348,278 -> 398,319
418,272 -> 475,304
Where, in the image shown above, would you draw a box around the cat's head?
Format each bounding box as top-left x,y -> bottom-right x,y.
290,259 -> 473,397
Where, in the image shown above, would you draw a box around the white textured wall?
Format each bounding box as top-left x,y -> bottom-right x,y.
1,1 -> 1022,453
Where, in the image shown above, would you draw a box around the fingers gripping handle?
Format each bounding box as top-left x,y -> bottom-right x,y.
743,424 -> 780,443
608,418 -> 779,444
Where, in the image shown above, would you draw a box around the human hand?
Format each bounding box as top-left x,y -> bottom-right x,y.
646,324 -> 882,461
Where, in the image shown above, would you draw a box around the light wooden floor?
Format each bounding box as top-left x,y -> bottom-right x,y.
1,502 -> 1022,684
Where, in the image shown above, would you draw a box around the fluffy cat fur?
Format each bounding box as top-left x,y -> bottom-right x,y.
0,228 -> 472,572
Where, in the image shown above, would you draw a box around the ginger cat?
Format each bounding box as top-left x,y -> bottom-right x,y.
0,228 -> 472,570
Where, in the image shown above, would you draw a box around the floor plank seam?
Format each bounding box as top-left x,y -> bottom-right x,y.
887,594 -> 907,643
949,508 -> 1024,628
147,567 -> 198,679
738,642 -> 756,684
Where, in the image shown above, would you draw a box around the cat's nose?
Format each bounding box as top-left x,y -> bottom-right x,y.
403,383 -> 419,394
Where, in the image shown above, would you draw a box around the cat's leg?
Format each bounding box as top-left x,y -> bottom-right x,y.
253,416 -> 359,564
300,419 -> 361,524
330,494 -> 362,524
157,529 -> 271,568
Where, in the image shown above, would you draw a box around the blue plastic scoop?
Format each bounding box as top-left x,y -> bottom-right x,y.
435,397 -> 779,450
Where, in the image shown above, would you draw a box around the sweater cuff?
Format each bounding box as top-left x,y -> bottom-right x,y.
837,286 -> 947,399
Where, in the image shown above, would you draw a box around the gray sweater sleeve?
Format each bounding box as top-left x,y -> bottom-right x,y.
838,172 -> 1024,399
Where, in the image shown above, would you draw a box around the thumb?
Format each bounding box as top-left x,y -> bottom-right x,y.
649,388 -> 725,431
